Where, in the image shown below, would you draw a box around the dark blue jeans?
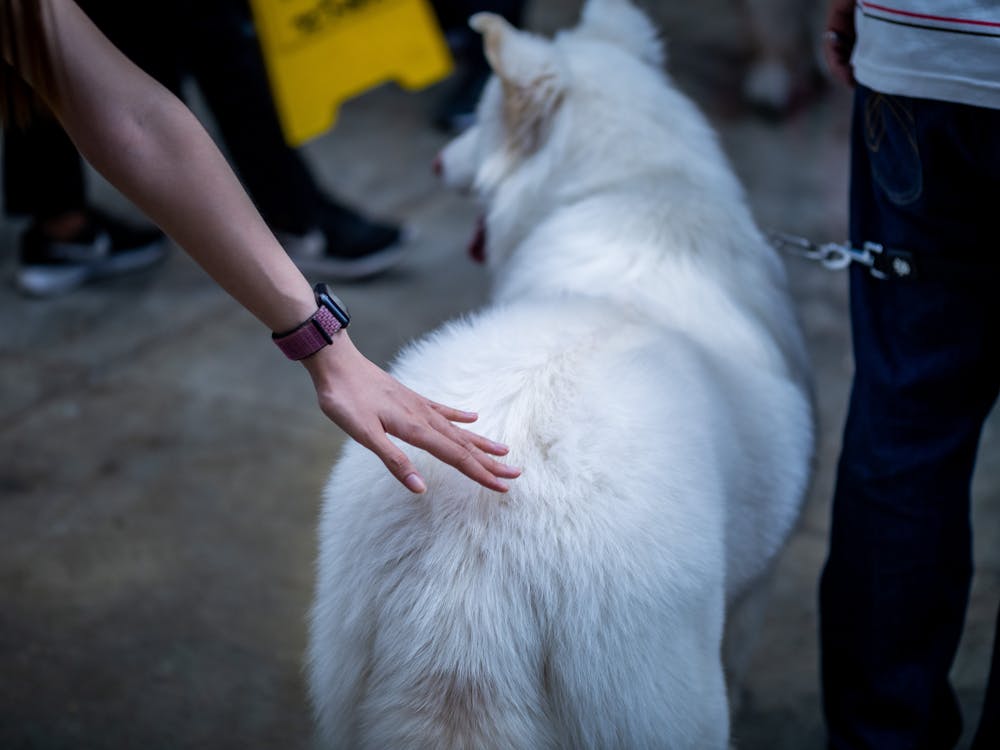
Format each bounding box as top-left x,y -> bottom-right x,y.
820,85 -> 1000,749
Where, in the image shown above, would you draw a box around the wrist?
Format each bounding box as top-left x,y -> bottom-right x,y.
300,330 -> 355,381
271,283 -> 351,361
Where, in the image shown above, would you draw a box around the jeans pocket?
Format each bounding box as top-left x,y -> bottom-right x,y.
863,91 -> 923,206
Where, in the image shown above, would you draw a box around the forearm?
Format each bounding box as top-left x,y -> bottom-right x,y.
68,89 -> 316,331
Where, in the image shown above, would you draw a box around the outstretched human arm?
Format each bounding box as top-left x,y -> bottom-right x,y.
6,0 -> 519,493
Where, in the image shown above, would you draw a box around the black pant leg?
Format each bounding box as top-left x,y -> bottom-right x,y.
3,116 -> 86,221
821,85 -> 1000,750
79,0 -> 184,95
183,0 -> 322,233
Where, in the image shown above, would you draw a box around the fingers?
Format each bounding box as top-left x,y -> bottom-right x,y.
384,407 -> 522,494
310,344 -> 520,494
458,428 -> 510,458
822,30 -> 856,87
368,433 -> 428,493
427,400 -> 479,424
428,437 -> 518,493
427,400 -> 511,456
823,0 -> 857,86
424,408 -> 522,481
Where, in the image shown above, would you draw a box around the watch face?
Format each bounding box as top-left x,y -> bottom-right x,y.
315,283 -> 350,327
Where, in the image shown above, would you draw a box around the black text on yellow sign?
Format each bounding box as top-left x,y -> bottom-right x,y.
250,0 -> 454,146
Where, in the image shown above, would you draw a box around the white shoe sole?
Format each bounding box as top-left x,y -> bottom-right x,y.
281,226 -> 416,281
16,241 -> 168,297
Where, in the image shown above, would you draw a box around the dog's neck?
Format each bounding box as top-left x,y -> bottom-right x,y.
485,179 -> 809,385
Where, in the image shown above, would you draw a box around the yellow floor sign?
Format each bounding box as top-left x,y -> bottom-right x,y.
249,0 -> 454,147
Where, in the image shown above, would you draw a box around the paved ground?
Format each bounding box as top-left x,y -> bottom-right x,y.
1,1 -> 997,748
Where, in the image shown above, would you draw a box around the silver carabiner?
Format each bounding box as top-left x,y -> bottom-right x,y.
766,231 -> 828,262
770,232 -> 860,271
816,243 -> 854,270
768,231 -> 914,280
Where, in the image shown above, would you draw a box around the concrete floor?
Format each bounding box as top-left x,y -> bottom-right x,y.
1,1 -> 997,748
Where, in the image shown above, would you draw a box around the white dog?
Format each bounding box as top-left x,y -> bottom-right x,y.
307,1 -> 815,747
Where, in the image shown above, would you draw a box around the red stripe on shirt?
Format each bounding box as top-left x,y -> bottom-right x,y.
860,1 -> 1000,29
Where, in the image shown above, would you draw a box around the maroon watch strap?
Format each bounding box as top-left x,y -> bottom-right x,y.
272,306 -> 343,360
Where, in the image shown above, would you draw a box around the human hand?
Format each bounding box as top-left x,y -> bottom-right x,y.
823,0 -> 857,86
301,334 -> 521,494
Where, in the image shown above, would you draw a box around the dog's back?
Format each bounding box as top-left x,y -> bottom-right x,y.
307,1 -> 814,747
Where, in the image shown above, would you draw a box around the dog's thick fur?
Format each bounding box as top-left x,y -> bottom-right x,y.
307,2 -> 814,747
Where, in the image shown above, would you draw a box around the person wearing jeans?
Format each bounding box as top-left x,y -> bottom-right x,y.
821,1 -> 1000,747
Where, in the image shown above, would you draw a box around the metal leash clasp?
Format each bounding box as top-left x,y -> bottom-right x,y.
767,231 -> 850,268
815,241 -> 855,270
766,231 -> 892,276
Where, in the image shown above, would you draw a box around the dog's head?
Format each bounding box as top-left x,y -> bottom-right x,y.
436,0 -> 667,267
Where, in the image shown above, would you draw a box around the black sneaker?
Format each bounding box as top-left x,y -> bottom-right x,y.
16,209 -> 168,297
277,199 -> 408,281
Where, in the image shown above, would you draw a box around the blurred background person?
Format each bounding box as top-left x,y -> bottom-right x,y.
3,0 -> 406,297
741,0 -> 826,117
429,0 -> 527,133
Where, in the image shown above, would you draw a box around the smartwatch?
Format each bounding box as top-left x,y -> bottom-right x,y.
272,283 -> 351,361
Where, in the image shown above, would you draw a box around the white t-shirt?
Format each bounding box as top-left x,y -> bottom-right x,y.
851,0 -> 1000,109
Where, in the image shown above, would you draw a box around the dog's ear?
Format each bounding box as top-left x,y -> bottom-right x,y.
470,13 -> 566,157
576,0 -> 665,68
